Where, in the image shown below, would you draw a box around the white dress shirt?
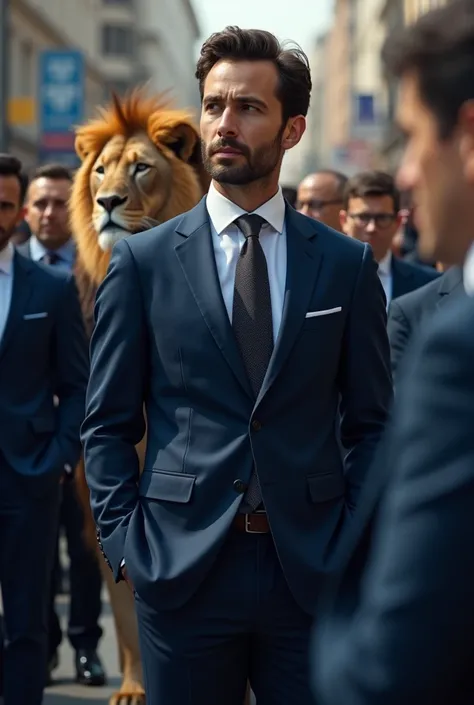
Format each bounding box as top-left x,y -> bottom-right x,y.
206,182 -> 287,343
0,241 -> 14,343
377,250 -> 393,308
463,241 -> 474,297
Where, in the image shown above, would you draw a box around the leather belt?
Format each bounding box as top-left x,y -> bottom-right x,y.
233,512 -> 270,534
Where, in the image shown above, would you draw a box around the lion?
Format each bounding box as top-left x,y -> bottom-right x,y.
69,88 -> 209,705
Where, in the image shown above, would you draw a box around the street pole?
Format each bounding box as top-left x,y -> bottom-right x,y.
0,0 -> 9,152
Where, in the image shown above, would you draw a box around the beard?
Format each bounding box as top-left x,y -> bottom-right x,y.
201,128 -> 284,186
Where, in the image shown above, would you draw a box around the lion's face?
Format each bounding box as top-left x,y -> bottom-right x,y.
90,132 -> 172,252
69,91 -> 210,285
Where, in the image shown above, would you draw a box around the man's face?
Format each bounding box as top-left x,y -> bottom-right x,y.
396,71 -> 474,265
340,195 -> 401,263
0,176 -> 25,251
296,174 -> 343,230
25,177 -> 71,249
200,59 -> 304,186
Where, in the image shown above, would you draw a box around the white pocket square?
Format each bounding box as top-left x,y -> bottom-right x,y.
23,312 -> 48,320
305,307 -> 342,318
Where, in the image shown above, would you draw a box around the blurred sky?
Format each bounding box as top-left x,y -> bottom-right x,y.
192,0 -> 334,58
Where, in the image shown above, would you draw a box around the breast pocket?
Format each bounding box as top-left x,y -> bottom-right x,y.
301,307 -> 344,332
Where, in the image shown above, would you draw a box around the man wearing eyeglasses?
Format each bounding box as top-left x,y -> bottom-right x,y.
296,170 -> 348,232
340,170 -> 439,307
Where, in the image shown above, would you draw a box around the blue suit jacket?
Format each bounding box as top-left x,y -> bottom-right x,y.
312,289 -> 474,705
388,265 -> 463,380
81,198 -> 393,613
0,251 -> 89,489
391,256 -> 440,301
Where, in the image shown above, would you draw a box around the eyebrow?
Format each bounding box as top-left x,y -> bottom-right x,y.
204,94 -> 268,110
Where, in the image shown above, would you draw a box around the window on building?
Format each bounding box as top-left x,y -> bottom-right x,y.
102,25 -> 134,57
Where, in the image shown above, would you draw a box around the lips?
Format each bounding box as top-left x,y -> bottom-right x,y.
214,148 -> 242,156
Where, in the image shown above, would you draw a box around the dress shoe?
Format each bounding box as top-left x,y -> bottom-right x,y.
75,648 -> 106,686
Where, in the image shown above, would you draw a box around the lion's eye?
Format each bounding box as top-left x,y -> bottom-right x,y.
134,163 -> 149,174
95,165 -> 105,174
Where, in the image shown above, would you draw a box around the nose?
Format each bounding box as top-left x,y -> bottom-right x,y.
97,194 -> 127,214
217,107 -> 238,138
366,219 -> 377,232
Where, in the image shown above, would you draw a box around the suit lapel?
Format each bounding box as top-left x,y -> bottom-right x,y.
174,198 -> 253,398
0,251 -> 35,359
256,206 -> 323,405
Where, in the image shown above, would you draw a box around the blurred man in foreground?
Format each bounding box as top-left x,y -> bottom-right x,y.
312,2 -> 474,704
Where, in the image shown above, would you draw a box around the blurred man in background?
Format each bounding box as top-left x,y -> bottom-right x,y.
296,169 -> 347,231
340,170 -> 439,307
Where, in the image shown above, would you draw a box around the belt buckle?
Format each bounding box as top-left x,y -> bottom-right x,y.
245,513 -> 266,534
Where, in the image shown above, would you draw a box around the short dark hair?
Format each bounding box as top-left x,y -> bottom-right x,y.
32,163 -> 72,182
382,0 -> 474,139
0,153 -> 29,204
343,170 -> 401,212
195,26 -> 312,122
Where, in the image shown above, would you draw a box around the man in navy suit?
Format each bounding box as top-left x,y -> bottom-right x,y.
0,154 -> 88,705
81,26 -> 392,705
312,2 -> 474,704
340,170 -> 439,308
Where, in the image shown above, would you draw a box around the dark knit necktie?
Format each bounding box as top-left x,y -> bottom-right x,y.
233,213 -> 273,511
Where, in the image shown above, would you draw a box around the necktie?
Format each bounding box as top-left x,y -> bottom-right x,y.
233,213 -> 273,511
42,251 -> 59,265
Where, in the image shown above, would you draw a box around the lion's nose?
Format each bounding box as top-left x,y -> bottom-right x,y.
97,194 -> 127,213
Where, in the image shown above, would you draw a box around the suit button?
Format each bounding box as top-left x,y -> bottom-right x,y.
251,419 -> 262,431
233,479 -> 247,493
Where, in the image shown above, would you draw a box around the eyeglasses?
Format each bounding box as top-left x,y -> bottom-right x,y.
296,198 -> 342,212
348,213 -> 397,229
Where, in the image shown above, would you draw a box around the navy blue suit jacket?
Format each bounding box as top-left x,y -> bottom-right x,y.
0,251 -> 88,488
312,290 -> 474,705
388,265 -> 463,380
391,255 -> 440,301
81,198 -> 393,613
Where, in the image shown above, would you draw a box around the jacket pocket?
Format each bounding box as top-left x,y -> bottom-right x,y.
138,469 -> 196,503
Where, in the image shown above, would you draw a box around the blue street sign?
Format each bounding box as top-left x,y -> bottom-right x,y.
39,50 -> 85,135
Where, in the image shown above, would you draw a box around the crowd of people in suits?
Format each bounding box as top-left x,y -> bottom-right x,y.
2,1 -> 474,703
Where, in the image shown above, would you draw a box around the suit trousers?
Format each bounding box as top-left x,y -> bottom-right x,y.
48,479 -> 103,657
0,459 -> 60,705
134,527 -> 317,705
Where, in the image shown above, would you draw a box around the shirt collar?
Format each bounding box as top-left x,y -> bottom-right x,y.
29,234 -> 75,264
0,241 -> 14,275
206,182 -> 286,235
463,241 -> 474,297
378,249 -> 392,276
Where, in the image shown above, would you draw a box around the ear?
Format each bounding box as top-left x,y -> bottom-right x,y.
74,134 -> 89,162
158,121 -> 199,162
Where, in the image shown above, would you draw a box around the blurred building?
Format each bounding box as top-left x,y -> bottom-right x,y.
5,0 -> 200,171
302,0 -> 385,177
302,33 -> 330,173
